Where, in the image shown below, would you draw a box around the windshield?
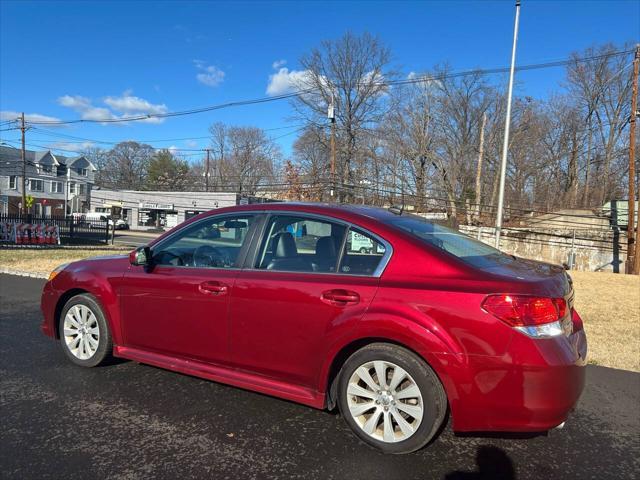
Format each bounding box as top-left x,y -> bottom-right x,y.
389,215 -> 515,269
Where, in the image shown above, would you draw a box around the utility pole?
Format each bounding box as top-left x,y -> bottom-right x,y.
474,112 -> 487,222
328,94 -> 336,200
20,112 -> 27,214
628,44 -> 640,274
204,149 -> 210,192
494,0 -> 521,248
634,201 -> 640,274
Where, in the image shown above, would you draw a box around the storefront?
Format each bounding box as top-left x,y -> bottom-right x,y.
137,202 -> 178,228
90,189 -> 273,231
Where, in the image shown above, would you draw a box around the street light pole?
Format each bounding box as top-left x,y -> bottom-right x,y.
495,0 -> 521,248
328,93 -> 336,199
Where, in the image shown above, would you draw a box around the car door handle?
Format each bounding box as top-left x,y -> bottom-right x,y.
321,289 -> 360,306
199,281 -> 228,295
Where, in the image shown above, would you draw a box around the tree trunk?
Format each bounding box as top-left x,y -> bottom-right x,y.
567,128 -> 579,207
583,123 -> 592,206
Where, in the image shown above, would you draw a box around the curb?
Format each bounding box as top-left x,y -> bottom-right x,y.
0,268 -> 48,279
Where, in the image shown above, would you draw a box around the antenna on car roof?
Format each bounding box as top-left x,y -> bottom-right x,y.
388,205 -> 404,215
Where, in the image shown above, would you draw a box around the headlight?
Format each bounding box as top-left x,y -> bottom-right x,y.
48,262 -> 70,282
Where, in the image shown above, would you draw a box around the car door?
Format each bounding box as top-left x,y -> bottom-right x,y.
119,213 -> 258,365
229,213 -> 391,389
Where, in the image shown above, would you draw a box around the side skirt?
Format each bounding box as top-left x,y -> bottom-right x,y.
113,345 -> 326,409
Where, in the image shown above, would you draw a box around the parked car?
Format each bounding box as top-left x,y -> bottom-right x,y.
40,203 -> 587,453
110,218 -> 129,230
72,212 -> 127,230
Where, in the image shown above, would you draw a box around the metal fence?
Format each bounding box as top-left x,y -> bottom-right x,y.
0,214 -> 109,246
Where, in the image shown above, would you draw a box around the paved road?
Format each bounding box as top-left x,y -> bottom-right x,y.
112,231 -> 159,247
1,274 -> 638,480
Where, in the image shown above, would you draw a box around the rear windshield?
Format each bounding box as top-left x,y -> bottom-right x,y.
389,215 -> 515,269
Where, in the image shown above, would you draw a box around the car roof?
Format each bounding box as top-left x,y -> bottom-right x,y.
211,202 -> 403,224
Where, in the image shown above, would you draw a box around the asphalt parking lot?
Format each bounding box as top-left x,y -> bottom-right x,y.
1,274 -> 638,480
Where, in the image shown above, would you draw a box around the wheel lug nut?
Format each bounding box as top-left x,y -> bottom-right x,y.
384,406 -> 389,411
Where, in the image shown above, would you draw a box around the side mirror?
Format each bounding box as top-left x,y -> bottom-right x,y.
129,246 -> 151,266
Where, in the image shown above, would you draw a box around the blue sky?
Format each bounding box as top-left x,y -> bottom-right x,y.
1,0 -> 638,161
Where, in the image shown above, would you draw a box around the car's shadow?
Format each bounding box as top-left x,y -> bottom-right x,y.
444,446 -> 515,479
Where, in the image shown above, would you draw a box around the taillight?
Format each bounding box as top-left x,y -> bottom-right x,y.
571,309 -> 584,332
554,298 -> 567,318
482,294 -> 568,338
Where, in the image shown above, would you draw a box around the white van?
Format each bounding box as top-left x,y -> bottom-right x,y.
74,213 -> 129,229
349,231 -> 374,254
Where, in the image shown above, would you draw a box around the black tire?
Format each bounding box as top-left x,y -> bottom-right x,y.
58,294 -> 113,367
337,343 -> 447,454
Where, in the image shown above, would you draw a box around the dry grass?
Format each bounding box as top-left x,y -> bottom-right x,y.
570,271 -> 640,372
0,248 -> 130,276
1,248 -> 639,371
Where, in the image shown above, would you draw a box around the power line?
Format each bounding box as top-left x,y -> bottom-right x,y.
28,123 -> 307,146
1,126 -> 306,156
14,49 -> 633,126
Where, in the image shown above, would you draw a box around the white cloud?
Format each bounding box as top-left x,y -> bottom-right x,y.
57,91 -> 168,124
407,71 -> 417,80
185,139 -> 198,148
194,61 -> 225,87
168,145 -> 179,154
272,59 -> 287,69
0,110 -> 63,125
49,141 -> 94,152
266,67 -> 312,96
104,90 -> 168,123
58,94 -> 116,122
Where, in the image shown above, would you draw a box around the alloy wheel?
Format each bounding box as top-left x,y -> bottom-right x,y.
63,304 -> 100,360
346,360 -> 424,443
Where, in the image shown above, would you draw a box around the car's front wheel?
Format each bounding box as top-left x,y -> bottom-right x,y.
337,343 -> 447,454
59,294 -> 113,367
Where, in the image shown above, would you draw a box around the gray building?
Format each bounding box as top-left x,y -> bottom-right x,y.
0,146 -> 96,215
91,189 -> 271,230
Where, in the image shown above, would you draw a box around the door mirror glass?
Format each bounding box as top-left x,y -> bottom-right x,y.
130,246 -> 150,266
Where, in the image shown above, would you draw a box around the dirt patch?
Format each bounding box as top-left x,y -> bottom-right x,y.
570,271 -> 640,372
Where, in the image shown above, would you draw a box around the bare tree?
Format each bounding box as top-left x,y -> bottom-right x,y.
96,141 -> 155,190
567,43 -> 634,205
292,127 -> 330,200
293,32 -> 396,200
207,125 -> 280,196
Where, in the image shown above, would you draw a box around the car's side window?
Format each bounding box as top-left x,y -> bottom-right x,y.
255,215 -> 347,273
152,215 -> 254,269
338,228 -> 387,276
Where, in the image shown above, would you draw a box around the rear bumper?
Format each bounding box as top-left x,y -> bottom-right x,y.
439,329 -> 587,432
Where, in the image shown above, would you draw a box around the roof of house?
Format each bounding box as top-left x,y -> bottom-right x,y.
0,145 -> 96,170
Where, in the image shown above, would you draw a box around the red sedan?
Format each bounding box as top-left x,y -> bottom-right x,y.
40,203 -> 587,453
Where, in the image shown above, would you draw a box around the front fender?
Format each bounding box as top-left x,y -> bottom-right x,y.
50,260 -> 127,344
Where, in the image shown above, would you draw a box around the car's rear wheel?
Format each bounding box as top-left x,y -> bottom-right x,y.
337,343 -> 447,454
59,294 -> 113,367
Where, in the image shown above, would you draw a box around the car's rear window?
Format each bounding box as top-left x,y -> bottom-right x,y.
389,215 -> 515,268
